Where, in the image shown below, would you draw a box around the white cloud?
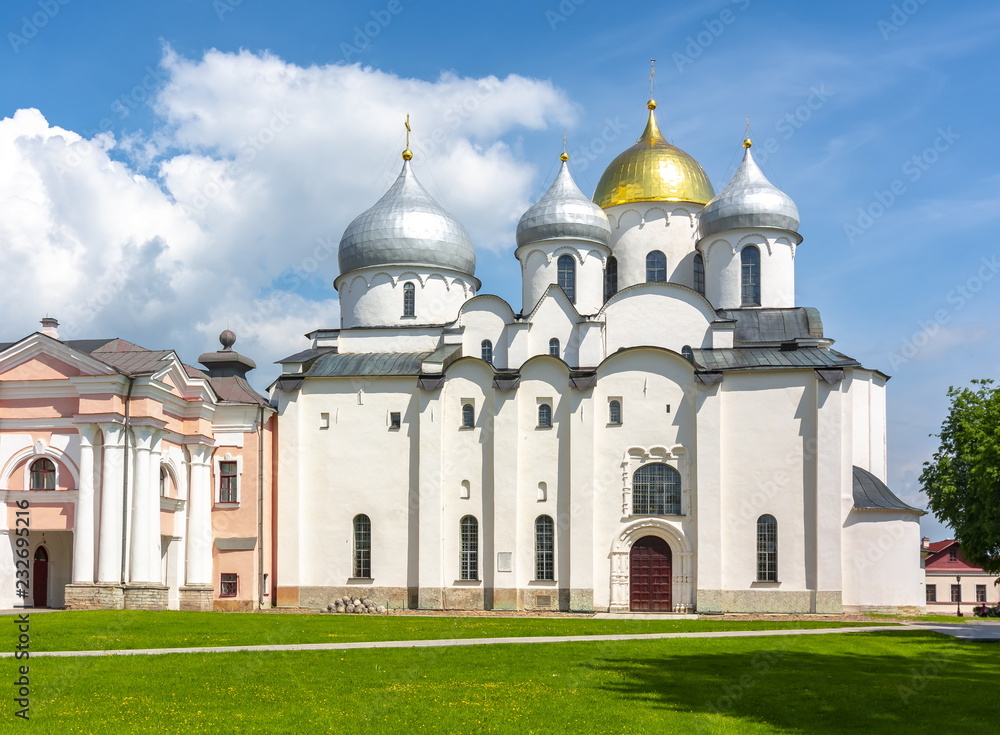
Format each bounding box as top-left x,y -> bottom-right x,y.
0,49 -> 574,388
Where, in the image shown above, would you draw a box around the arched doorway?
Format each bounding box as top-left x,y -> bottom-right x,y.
32,547 -> 49,608
630,536 -> 671,611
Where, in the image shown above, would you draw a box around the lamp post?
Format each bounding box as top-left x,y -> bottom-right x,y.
956,574 -> 963,617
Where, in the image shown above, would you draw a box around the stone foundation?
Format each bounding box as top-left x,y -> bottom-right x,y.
123,583 -> 169,611
64,583 -> 125,610
844,604 -> 925,616
284,586 -> 574,612
178,584 -> 214,611
214,599 -> 256,612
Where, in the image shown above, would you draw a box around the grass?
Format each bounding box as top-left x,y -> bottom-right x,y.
18,610 -> 887,652
18,629 -> 998,734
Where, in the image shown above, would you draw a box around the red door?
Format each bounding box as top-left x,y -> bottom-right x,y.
32,547 -> 48,608
630,536 -> 672,612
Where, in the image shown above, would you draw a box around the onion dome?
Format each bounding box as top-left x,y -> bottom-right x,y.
338,157 -> 476,277
516,154 -> 612,248
592,100 -> 715,208
700,139 -> 799,239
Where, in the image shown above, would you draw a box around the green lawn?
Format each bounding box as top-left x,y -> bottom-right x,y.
18,629 -> 997,734
19,611 -> 885,652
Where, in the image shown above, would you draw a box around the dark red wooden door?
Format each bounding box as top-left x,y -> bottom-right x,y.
630,536 -> 672,612
33,547 -> 48,608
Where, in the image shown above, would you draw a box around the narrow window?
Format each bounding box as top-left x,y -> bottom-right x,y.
693,253 -> 705,295
926,584 -> 937,603
29,458 -> 55,490
756,514 -> 778,582
220,573 -> 238,597
219,461 -> 238,503
557,254 -> 576,303
160,467 -> 168,497
353,514 -> 371,578
481,339 -> 493,365
741,246 -> 761,306
646,250 -> 666,283
604,256 -> 618,302
538,403 -> 552,427
609,400 -> 622,425
548,338 -> 559,357
460,515 -> 478,580
535,515 -> 555,581
631,463 -> 681,515
461,403 -> 475,428
951,584 -> 961,603
976,585 -> 986,603
389,412 -> 401,429
402,282 -> 415,316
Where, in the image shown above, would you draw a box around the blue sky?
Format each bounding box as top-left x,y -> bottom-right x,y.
2,0 -> 999,538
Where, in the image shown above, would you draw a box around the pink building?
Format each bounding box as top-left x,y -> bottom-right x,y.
0,319 -> 275,611
923,538 -> 1000,615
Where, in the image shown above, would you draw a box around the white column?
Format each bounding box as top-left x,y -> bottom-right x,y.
185,444 -> 214,586
416,390 -> 444,608
129,428 -> 158,583
568,389 -> 595,611
96,424 -> 125,584
148,435 -> 164,584
695,381 -> 724,613
72,424 -> 99,584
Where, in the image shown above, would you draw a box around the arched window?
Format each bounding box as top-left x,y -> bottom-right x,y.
353,514 -> 371,578
402,282 -> 415,317
538,403 -> 552,427
604,256 -> 618,302
646,250 -> 667,283
535,515 -> 554,581
160,466 -> 168,497
693,253 -> 705,295
557,254 -> 576,304
631,463 -> 681,515
460,515 -> 478,580
548,338 -> 559,357
461,403 -> 475,428
741,246 -> 761,306
481,339 -> 493,365
609,400 -> 622,425
29,458 -> 55,491
757,514 -> 777,582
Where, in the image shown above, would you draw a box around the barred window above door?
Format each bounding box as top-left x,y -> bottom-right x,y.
631,463 -> 681,515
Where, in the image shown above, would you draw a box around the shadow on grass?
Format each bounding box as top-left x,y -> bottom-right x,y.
588,632 -> 999,733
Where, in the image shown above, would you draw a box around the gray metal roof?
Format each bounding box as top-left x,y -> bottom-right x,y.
700,145 -> 799,239
276,347 -> 336,364
852,466 -> 923,513
305,351 -> 432,378
718,307 -> 824,344
689,346 -> 859,371
338,159 -> 476,277
516,160 -> 611,248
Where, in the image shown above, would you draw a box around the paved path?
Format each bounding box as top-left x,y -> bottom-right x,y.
905,621 -> 1000,642
1,624 -> 911,658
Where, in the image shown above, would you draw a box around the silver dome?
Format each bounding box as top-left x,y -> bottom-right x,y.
699,145 -> 799,239
338,159 -> 476,276
516,160 -> 611,248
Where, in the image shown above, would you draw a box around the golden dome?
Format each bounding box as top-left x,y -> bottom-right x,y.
592,101 -> 715,208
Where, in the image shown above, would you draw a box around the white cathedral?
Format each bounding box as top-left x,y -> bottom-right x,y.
271,100 -> 924,614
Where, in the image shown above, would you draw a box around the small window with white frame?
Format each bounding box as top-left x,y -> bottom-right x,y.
29,458 -> 56,490
461,401 -> 475,429
926,584 -> 937,602
218,459 -> 239,504
389,412 -> 401,430
608,398 -> 622,425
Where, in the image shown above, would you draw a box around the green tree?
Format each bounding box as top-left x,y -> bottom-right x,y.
920,379 -> 1000,575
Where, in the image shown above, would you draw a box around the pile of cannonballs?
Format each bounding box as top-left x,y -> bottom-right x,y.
327,597 -> 386,614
